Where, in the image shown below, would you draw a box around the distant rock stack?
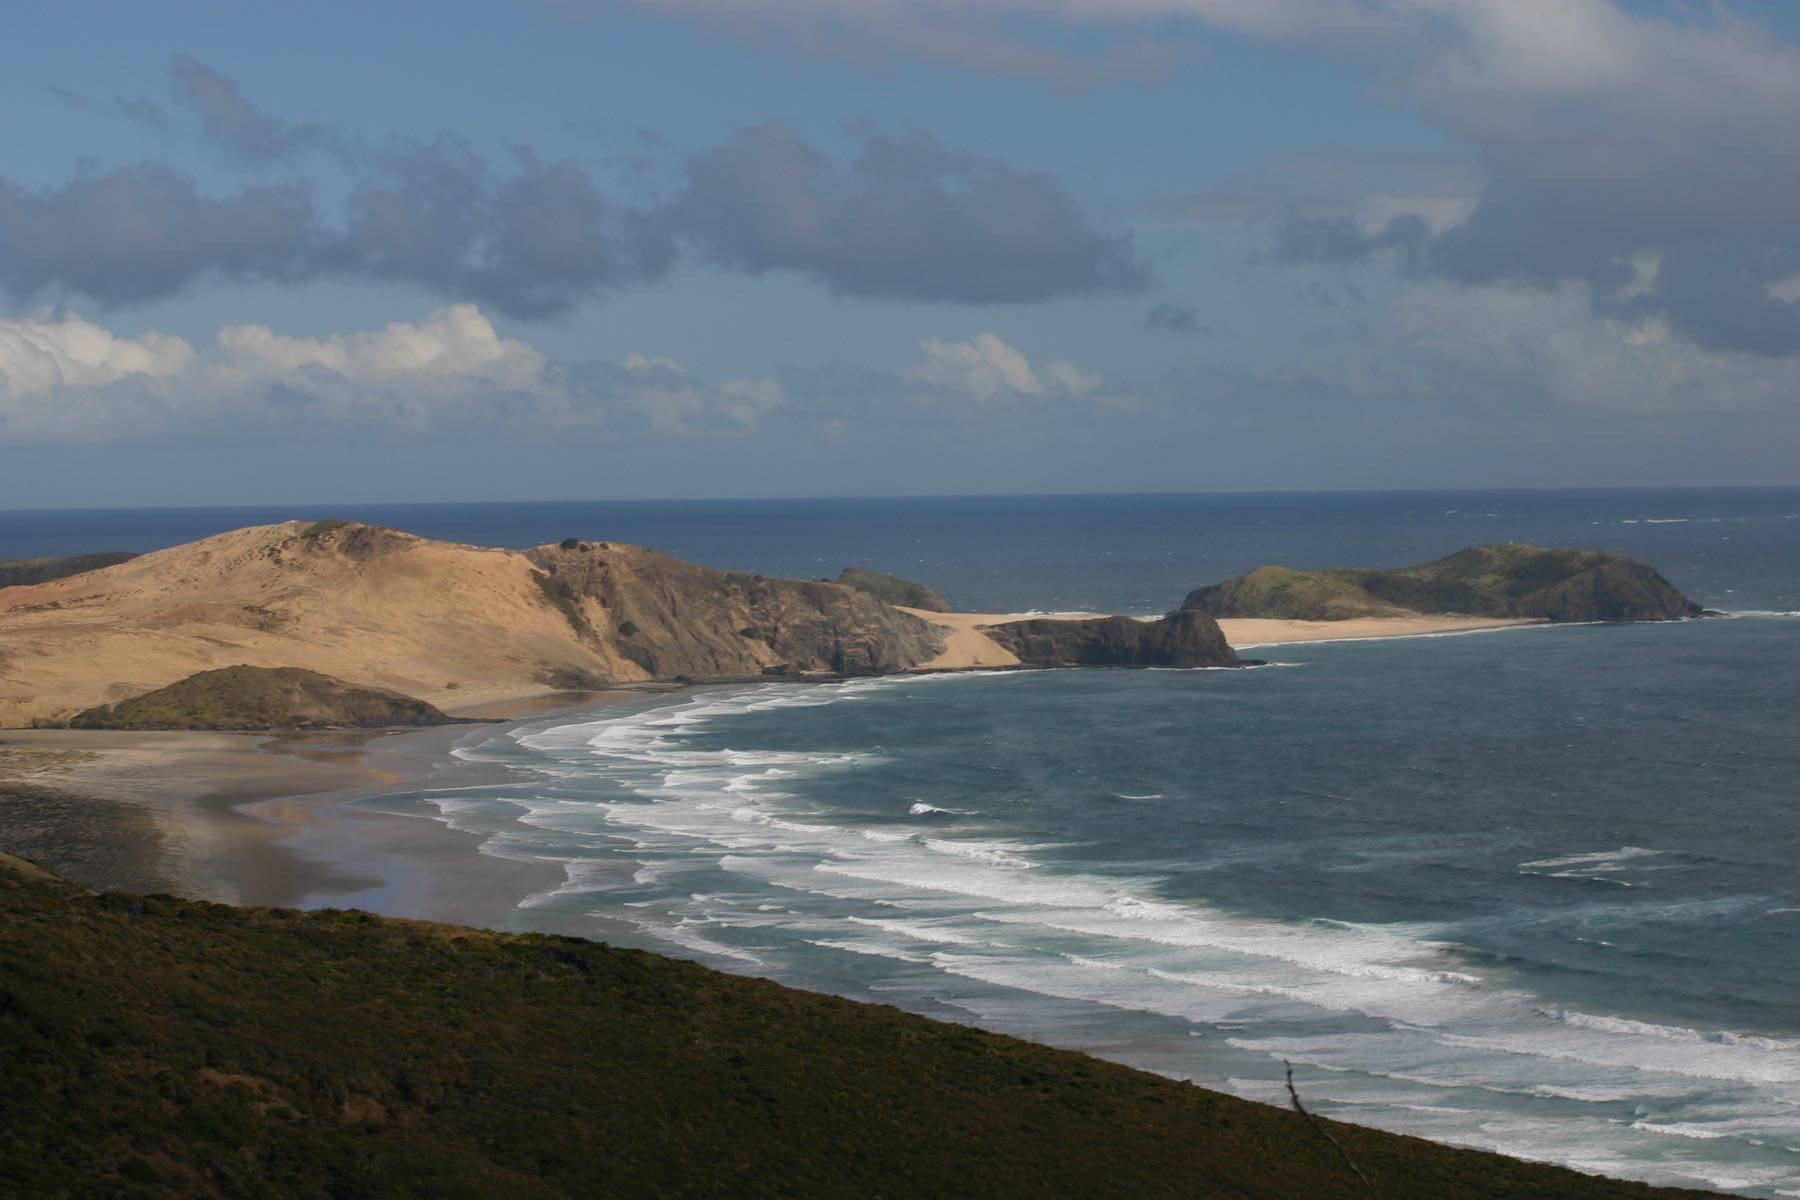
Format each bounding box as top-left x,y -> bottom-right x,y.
985,610 -> 1244,669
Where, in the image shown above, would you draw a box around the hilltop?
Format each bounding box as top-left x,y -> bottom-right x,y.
1182,544 -> 1703,623
0,521 -> 944,727
0,522 -> 1261,728
0,854 -> 1709,1199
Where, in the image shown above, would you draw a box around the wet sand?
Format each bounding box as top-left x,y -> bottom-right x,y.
0,686 -> 676,916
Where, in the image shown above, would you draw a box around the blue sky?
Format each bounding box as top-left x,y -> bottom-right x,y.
3,0 -> 1799,506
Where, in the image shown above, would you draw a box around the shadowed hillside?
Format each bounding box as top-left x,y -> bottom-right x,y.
0,552 -> 138,588
0,854 -> 1709,1199
68,666 -> 460,731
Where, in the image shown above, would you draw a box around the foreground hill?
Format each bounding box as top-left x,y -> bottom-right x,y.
1182,544 -> 1703,623
68,666 -> 461,731
0,522 -> 943,726
0,855 -> 1706,1199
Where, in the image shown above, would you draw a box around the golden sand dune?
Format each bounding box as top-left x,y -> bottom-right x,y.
0,522 -> 940,727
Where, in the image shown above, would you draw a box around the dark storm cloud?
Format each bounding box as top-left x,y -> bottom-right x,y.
1142,300 -> 1211,336
1177,16 -> 1800,358
169,54 -> 344,161
330,141 -> 675,318
4,62 -> 1145,315
667,123 -> 1151,304
0,168 -> 314,306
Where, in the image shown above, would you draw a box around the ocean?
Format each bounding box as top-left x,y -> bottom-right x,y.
6,488 -> 1798,1195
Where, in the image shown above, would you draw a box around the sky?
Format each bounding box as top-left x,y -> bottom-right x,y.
3,0 -> 1800,507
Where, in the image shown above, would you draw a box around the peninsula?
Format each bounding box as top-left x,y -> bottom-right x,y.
0,527 -> 1711,729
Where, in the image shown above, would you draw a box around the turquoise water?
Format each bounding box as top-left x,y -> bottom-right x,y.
9,489 -> 1798,1192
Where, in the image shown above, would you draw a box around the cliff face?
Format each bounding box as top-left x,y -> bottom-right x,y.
0,523 -> 944,726
984,610 -> 1242,669
523,541 -> 944,678
69,666 -> 457,731
1182,545 -> 1702,623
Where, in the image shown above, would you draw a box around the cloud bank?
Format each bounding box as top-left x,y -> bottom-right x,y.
0,307 -> 1113,442
0,58 -> 1146,318
634,0 -> 1800,359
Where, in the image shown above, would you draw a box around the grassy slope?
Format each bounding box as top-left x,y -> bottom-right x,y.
836,567 -> 952,613
67,666 -> 456,731
0,860 -> 1705,1199
1346,545 -> 1619,616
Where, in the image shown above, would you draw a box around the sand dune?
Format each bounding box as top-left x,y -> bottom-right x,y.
0,522 -> 939,726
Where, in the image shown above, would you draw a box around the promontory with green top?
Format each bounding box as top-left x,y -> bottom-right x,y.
1181,544 -> 1704,623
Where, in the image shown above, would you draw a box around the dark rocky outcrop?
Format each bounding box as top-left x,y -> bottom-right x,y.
69,666 -> 459,731
835,567 -> 951,613
524,542 -> 945,678
985,610 -> 1244,669
0,552 -> 137,589
1182,544 -> 1703,624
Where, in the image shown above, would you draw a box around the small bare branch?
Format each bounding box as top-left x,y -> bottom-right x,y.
1284,1060 -> 1382,1200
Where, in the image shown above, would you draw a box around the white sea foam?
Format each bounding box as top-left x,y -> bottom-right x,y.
446,673 -> 1800,1196
1520,846 -> 1663,870
1114,793 -> 1165,801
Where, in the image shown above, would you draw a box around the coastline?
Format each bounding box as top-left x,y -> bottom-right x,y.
0,617 -> 1546,919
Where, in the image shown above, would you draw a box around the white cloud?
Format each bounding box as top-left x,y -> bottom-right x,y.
908,332 -> 1104,401
0,308 -> 1115,441
0,306 -> 784,440
1381,281 -> 1800,413
213,304 -> 544,387
0,313 -> 195,397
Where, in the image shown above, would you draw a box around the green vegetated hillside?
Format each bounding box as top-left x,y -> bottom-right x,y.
1182,544 -> 1704,622
68,666 -> 459,731
0,856 -> 1708,1199
835,567 -> 952,613
0,552 -> 137,588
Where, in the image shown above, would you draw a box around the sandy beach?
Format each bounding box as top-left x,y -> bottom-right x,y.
0,686 -> 675,919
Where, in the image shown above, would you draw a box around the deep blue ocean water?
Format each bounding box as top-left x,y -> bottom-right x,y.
7,489 -> 1798,1194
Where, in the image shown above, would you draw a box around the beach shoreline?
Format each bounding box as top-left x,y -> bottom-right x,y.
0,686 -> 680,919
0,616 -> 1549,925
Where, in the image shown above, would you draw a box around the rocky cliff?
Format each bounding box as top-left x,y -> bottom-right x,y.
1181,544 -> 1703,623
0,522 -> 944,726
984,610 -> 1243,668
